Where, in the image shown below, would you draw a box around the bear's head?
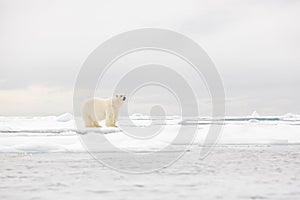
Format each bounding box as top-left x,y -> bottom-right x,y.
113,94 -> 126,106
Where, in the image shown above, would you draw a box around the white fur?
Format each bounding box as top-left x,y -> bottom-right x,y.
81,95 -> 125,127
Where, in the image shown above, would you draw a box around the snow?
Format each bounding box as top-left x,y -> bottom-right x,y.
0,136 -> 83,153
249,110 -> 260,118
55,113 -> 74,122
129,113 -> 151,120
1,146 -> 300,200
1,114 -> 300,199
281,113 -> 300,121
0,113 -> 300,153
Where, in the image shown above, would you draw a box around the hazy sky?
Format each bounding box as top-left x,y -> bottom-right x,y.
0,0 -> 299,116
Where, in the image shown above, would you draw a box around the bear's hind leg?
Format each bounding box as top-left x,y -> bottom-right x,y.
83,115 -> 93,127
92,121 -> 101,128
84,115 -> 101,128
85,123 -> 93,127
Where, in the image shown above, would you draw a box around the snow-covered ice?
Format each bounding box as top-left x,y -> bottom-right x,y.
0,113 -> 300,199
0,113 -> 300,152
1,146 -> 300,200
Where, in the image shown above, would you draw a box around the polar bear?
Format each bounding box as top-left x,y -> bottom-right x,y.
81,95 -> 126,128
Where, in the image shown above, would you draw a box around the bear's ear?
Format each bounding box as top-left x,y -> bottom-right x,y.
115,94 -> 118,98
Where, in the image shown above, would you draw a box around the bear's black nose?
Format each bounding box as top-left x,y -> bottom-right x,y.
123,97 -> 126,101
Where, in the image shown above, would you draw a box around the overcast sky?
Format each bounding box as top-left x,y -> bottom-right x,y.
0,0 -> 299,116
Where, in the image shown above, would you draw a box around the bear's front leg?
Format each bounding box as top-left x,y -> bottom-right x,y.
105,112 -> 115,127
110,118 -> 117,127
111,111 -> 119,127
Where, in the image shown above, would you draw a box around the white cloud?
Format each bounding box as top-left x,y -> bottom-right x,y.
0,0 -> 299,115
